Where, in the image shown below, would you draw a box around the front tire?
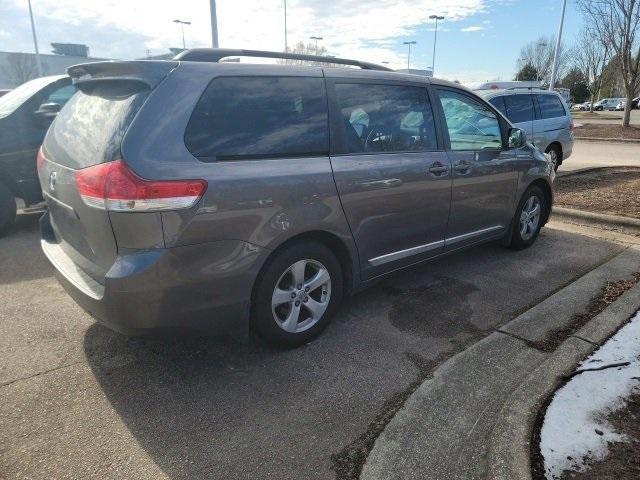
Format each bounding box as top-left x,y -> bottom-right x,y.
252,241 -> 343,347
0,183 -> 17,235
509,186 -> 546,250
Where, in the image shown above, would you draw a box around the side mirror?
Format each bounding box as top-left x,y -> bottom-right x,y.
34,102 -> 62,120
507,127 -> 526,149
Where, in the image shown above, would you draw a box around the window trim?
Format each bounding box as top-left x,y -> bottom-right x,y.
183,74 -> 331,162
434,86 -> 506,152
326,78 -> 445,157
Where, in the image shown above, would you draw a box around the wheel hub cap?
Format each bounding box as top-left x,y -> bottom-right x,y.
271,259 -> 331,333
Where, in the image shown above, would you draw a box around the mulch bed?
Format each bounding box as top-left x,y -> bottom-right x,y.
558,390 -> 640,480
555,167 -> 640,219
574,124 -> 640,140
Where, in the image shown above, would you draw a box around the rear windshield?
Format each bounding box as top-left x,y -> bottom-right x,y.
44,81 -> 149,169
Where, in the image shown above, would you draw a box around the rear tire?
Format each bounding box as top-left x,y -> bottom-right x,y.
0,183 -> 16,235
252,241 -> 343,347
509,186 -> 546,250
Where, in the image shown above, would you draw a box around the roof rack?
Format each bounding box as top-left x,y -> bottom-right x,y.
173,48 -> 393,72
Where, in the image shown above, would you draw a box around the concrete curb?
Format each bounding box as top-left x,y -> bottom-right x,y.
487,280 -> 640,480
574,136 -> 640,143
361,246 -> 640,480
553,207 -> 640,233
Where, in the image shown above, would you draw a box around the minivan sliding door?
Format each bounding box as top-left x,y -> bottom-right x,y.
327,80 -> 452,280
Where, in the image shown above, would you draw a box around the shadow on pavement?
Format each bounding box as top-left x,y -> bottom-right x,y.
81,227 -> 623,480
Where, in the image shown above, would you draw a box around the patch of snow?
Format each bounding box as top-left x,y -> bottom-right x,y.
540,310 -> 640,479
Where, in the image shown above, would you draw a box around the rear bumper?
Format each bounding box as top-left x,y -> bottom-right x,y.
40,212 -> 268,337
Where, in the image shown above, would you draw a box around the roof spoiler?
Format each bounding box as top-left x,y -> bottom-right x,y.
174,48 -> 393,72
67,61 -> 178,89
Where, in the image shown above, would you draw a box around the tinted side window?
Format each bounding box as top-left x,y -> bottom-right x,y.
334,83 -> 437,154
504,94 -> 535,123
536,94 -> 566,119
489,96 -> 508,117
437,89 -> 502,151
185,77 -> 328,160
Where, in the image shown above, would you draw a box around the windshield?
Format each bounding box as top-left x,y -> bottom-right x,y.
0,76 -> 58,119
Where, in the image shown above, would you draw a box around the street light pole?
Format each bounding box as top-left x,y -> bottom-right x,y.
429,15 -> 444,76
309,36 -> 323,55
27,0 -> 42,77
536,42 -> 547,83
209,0 -> 219,48
549,0 -> 567,90
403,41 -> 416,70
173,19 -> 191,50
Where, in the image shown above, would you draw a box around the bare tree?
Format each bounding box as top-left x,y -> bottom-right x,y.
3,53 -> 39,86
517,36 -> 570,85
278,41 -> 328,65
578,0 -> 640,127
573,27 -> 612,111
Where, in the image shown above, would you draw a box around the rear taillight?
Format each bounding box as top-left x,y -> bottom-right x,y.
569,119 -> 575,131
36,147 -> 45,172
75,159 -> 207,212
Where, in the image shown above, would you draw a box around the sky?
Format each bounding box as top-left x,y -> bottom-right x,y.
0,0 -> 587,84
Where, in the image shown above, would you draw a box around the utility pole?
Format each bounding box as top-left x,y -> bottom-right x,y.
429,15 -> 444,76
209,0 -> 219,48
549,0 -> 567,90
536,42 -> 548,83
27,0 -> 43,77
403,41 -> 416,70
284,0 -> 288,52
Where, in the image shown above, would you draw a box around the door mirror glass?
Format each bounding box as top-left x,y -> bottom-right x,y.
508,127 -> 526,149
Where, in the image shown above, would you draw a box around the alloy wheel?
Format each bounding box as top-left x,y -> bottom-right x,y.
519,195 -> 541,241
271,259 -> 332,333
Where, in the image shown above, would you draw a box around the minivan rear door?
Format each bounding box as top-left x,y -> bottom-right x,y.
328,79 -> 451,279
532,93 -> 570,149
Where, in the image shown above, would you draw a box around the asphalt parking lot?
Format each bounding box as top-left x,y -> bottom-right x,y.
0,212 -> 627,480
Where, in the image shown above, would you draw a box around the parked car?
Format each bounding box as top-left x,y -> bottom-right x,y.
614,100 -> 626,111
0,75 -> 76,233
475,89 -> 573,170
633,96 -> 640,109
38,50 -> 554,346
593,98 -> 621,111
571,102 -> 591,111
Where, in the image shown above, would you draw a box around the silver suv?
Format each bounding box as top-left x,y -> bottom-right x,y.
38,49 -> 554,346
476,89 -> 574,170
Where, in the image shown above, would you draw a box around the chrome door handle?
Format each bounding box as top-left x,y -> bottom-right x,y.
428,162 -> 449,176
453,160 -> 472,175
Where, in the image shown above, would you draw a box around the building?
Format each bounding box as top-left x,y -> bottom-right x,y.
0,50 -> 109,89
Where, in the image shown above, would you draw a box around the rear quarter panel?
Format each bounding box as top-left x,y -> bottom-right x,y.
120,62 -> 358,275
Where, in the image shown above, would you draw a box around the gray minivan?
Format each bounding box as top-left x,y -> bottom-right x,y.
38,49 -> 554,346
476,89 -> 573,170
